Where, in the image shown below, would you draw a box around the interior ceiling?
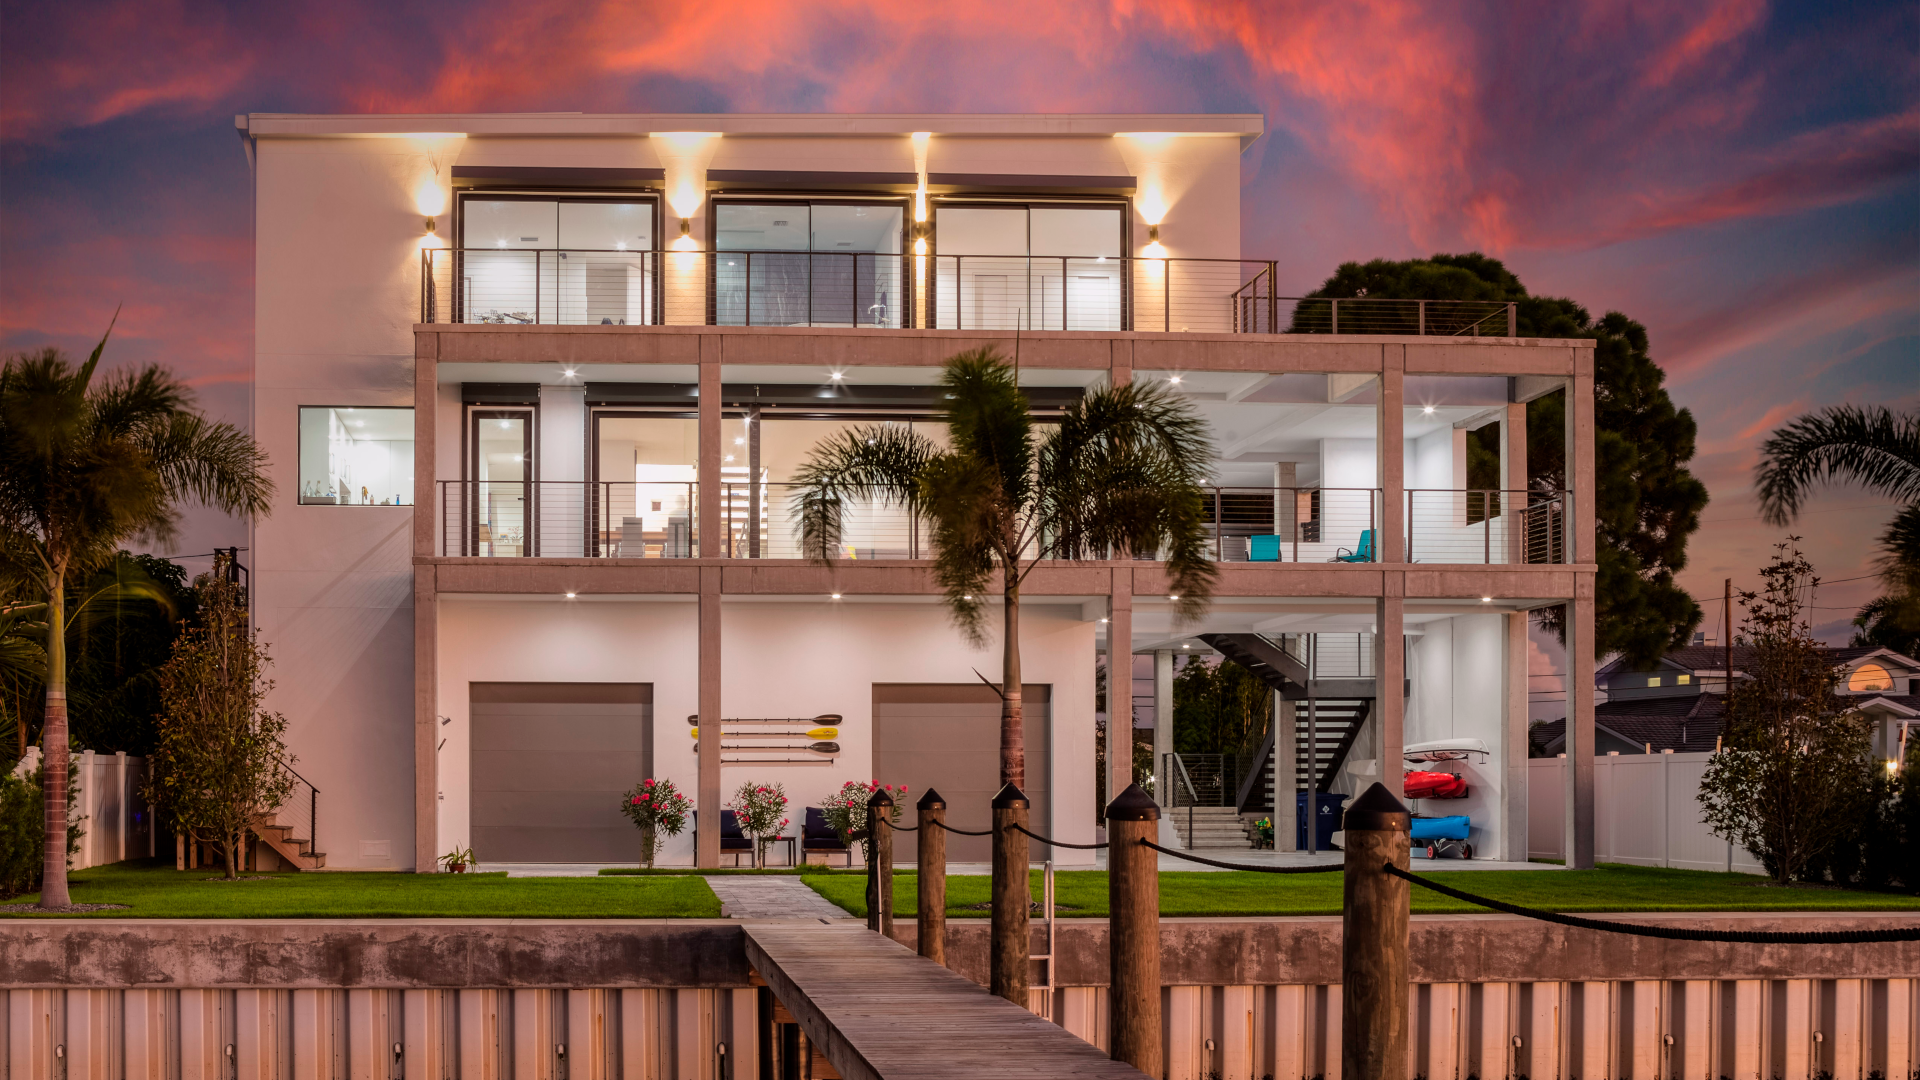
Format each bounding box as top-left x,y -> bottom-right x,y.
326,407 -> 414,441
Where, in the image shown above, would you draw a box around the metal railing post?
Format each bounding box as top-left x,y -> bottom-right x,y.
1331,297 -> 1339,335
1507,302 -> 1517,337
534,250 -> 541,325
1418,299 -> 1426,335
1214,486 -> 1223,561
1485,491 -> 1492,564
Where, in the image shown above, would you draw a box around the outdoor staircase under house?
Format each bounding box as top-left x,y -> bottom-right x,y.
1170,806 -> 1262,849
1197,632 -> 1383,814
251,814 -> 325,870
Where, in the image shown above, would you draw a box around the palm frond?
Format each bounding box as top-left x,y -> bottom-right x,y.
919,454 -> 1003,644
940,350 -> 1034,513
789,424 -> 938,561
1756,406 -> 1920,526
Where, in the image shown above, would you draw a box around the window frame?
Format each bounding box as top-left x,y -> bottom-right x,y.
295,405 -> 416,508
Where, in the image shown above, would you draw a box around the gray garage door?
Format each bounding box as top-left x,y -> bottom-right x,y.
873,684 -> 1050,865
471,683 -> 652,863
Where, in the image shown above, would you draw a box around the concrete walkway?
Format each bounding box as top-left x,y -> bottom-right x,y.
708,876 -> 857,920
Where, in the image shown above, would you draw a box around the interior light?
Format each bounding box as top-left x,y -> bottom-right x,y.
499,420 -> 510,429
831,593 -> 842,600
829,371 -> 844,381
1481,596 -> 1492,602
1169,594 -> 1180,601
1423,406 -> 1436,415
1169,375 -> 1182,385
725,454 -> 735,462
615,242 -> 627,251
496,240 -> 507,248
1099,617 -> 1109,624
562,368 -> 576,378
565,592 -> 576,599
734,437 -> 744,445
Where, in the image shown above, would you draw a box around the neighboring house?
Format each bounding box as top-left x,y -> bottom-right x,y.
238,112 -> 1602,870
1535,646 -> 1919,760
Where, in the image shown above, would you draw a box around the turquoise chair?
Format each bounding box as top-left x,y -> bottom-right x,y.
1333,529 -> 1374,563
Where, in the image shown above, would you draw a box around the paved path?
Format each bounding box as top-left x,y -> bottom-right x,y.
744,923 -> 1149,1080
708,875 -> 856,920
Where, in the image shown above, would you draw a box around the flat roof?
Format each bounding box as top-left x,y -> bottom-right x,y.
238,112 -> 1264,146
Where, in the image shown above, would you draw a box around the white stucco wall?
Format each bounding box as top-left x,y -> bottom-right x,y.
435,599 -> 1099,866
1404,614 -> 1509,858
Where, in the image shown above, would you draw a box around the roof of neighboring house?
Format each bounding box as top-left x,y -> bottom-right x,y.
1533,692 -> 1920,756
1596,645 -> 1919,680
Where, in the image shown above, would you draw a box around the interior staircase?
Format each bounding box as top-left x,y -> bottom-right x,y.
251,814 -> 326,870
1169,806 -> 1259,849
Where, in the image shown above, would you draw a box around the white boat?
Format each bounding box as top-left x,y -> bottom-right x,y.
1403,738 -> 1490,762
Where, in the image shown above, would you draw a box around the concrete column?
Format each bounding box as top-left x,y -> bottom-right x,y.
697,569 -> 722,868
1379,348 -> 1406,563
413,566 -> 437,872
1107,585 -> 1133,797
698,340 -> 721,558
538,384 -> 587,556
1565,594 -> 1596,869
1153,650 -> 1175,804
412,339 -> 438,557
1274,695 -> 1297,850
1374,596 -> 1405,788
1569,365 -> 1596,567
1503,611 -> 1530,862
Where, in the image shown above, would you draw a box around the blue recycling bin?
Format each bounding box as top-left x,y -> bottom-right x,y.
1294,792 -> 1348,850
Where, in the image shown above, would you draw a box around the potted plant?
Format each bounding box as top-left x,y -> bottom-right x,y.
1253,817 -> 1275,850
820,780 -> 906,866
620,777 -> 692,869
729,781 -> 789,869
438,845 -> 475,873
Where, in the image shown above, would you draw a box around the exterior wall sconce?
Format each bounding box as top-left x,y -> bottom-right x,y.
1144,223 -> 1166,259
424,218 -> 438,235
1148,224 -> 1160,244
679,219 -> 692,238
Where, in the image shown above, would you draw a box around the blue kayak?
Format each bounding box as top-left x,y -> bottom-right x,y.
1410,815 -> 1470,841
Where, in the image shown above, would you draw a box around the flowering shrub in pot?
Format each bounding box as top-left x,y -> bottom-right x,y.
620,777 -> 692,869
820,780 -> 906,865
730,781 -> 790,868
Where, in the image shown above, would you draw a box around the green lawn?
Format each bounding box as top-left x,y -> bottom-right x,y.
3,860 -> 721,919
806,864 -> 1920,919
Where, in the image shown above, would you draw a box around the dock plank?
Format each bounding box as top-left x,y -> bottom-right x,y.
743,923 -> 1149,1080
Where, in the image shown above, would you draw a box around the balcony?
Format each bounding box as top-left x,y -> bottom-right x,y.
419,249 -> 1518,336
433,482 -> 1566,564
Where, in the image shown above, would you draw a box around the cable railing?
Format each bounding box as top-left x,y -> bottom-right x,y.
1161,753 -> 1252,809
1405,488 -> 1567,564
420,247 -> 1519,337
274,759 -> 319,859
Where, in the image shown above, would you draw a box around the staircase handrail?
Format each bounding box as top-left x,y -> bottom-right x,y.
1234,726 -> 1278,813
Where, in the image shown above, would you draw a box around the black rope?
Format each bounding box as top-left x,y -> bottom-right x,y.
1383,863 -> 1920,944
876,818 -> 918,832
927,819 -> 992,836
1143,839 -> 1344,873
1007,822 -> 1107,849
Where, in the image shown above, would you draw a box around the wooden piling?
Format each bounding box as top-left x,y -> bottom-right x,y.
916,787 -> 947,965
990,782 -> 1030,1005
1105,783 -> 1161,1075
868,787 -> 895,938
1341,781 -> 1412,1080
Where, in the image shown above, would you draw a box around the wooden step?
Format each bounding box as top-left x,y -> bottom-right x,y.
251,813 -> 326,871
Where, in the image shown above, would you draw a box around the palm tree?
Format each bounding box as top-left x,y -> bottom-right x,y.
793,348 -> 1217,1004
794,349 -> 1218,787
1756,405 -> 1920,652
0,326 -> 272,907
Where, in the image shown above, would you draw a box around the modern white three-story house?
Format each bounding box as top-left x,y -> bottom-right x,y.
237,112 -> 1599,871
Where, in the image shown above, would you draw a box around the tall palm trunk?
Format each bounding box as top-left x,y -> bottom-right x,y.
40,570 -> 70,907
1000,568 -> 1023,788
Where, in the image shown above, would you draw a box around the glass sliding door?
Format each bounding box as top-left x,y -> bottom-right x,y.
592,414 -> 698,557
933,203 -> 1124,330
470,410 -> 533,556
714,202 -> 904,327
459,196 -> 657,325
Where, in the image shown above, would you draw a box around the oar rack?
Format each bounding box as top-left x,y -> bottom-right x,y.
688,714 -> 843,765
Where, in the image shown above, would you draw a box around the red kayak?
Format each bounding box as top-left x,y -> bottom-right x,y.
1404,770 -> 1469,800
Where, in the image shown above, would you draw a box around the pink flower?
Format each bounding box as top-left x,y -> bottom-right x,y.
630,796 -> 642,805
640,795 -> 650,802
644,778 -> 655,787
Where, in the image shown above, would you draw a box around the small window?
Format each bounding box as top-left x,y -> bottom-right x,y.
1849,663 -> 1893,693
1677,674 -> 1691,685
299,407 -> 414,506
1646,676 -> 1661,688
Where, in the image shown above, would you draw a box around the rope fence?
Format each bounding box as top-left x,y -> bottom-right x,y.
1143,839 -> 1344,873
1381,863 -> 1920,944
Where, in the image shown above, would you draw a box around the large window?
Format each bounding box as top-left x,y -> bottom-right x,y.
458,196 -> 658,325
713,202 -> 905,327
934,204 -> 1123,331
298,407 -> 414,506
593,414 -> 698,557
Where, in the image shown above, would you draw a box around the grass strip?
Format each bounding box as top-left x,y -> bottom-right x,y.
806,864 -> 1920,919
4,860 -> 721,919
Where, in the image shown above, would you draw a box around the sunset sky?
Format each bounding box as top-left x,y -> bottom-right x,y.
2,0 -> 1914,666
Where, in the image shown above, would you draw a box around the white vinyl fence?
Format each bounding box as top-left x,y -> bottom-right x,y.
1529,751 -> 1765,874
10,747 -> 154,870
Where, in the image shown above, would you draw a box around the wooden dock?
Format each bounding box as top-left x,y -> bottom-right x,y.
743,923 -> 1150,1080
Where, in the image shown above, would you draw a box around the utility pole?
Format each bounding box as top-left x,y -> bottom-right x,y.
1723,577 -> 1732,697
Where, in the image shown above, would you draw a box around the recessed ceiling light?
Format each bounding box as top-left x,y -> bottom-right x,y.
734,437 -> 744,445
1181,642 -> 1190,649
565,592 -> 577,599
562,368 -> 576,378
829,371 -> 844,380
1481,596 -> 1492,602
1098,617 -> 1109,624
725,455 -> 734,462
1169,595 -> 1180,601
1423,406 -> 1435,414
1169,375 -> 1182,384
831,593 -> 842,599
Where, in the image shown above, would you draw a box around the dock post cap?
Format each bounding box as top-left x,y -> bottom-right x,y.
915,787 -> 946,810
1342,782 -> 1410,831
868,786 -> 895,809
1103,783 -> 1161,822
991,782 -> 1029,809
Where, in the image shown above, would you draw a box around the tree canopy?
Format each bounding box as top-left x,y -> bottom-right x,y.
1299,253 -> 1708,665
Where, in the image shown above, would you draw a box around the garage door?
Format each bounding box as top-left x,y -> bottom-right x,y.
471,683 -> 652,863
872,684 -> 1049,865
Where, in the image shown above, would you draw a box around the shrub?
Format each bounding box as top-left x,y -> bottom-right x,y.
729,781 -> 789,869
0,763 -> 85,899
620,777 -> 692,869
820,780 -> 906,865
